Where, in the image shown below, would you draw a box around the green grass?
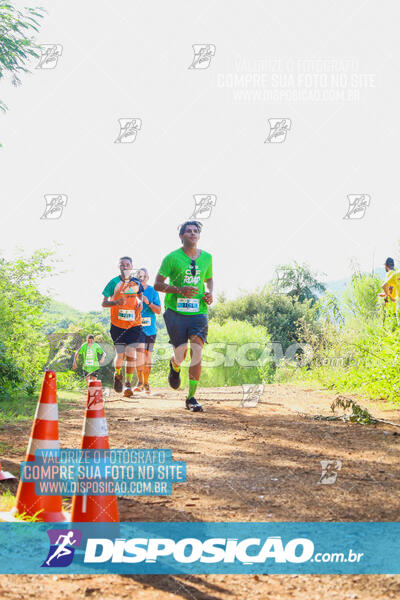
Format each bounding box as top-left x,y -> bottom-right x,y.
275,363 -> 400,411
0,441 -> 24,460
0,491 -> 43,521
0,389 -> 83,425
0,489 -> 14,511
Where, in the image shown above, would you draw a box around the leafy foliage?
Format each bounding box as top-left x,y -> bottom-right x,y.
210,285 -> 319,352
273,261 -> 326,303
280,265 -> 400,404
314,396 -> 377,424
0,250 -> 53,398
0,2 -> 46,113
342,273 -> 382,320
43,299 -> 109,334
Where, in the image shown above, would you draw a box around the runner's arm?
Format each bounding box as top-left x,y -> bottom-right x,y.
154,273 -> 181,294
382,282 -> 394,300
150,302 -> 162,314
204,277 -> 214,305
99,346 -> 106,364
72,347 -> 81,370
143,289 -> 162,314
101,295 -> 123,307
154,273 -> 198,298
143,296 -> 162,314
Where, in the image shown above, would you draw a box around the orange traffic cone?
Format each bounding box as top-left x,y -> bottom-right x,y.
71,380 -> 119,522
11,371 -> 68,521
0,460 -> 16,481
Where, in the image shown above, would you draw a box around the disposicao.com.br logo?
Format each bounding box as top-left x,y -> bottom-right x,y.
84,535 -> 313,564
41,532 -> 362,567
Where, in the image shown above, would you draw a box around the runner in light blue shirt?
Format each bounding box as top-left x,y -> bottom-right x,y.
137,268 -> 161,394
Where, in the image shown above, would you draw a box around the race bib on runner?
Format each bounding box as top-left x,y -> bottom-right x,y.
85,359 -> 94,366
177,298 -> 200,312
118,309 -> 136,321
141,316 -> 151,327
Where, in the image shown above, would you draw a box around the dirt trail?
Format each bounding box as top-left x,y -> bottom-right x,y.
1,384 -> 400,599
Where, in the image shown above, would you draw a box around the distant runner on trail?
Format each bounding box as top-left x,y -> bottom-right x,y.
154,221 -> 213,412
137,268 -> 161,395
380,257 -> 399,320
73,334 -> 105,381
102,256 -> 145,397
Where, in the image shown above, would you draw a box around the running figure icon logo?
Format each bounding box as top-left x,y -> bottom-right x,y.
41,529 -> 82,567
188,44 -> 216,69
114,118 -> 142,143
189,195 -> 217,220
318,459 -> 342,485
87,386 -> 103,409
240,384 -> 264,407
343,195 -> 371,220
265,118 -> 292,143
40,194 -> 68,220
36,44 -> 63,69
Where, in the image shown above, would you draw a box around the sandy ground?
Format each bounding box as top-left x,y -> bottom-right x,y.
1,384 -> 400,599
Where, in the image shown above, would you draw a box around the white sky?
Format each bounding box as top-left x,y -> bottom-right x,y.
1,0 -> 399,311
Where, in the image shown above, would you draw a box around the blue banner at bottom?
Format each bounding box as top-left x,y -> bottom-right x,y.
0,522 -> 398,574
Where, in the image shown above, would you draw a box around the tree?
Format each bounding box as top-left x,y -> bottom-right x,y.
273,261 -> 326,303
0,249 -> 54,397
210,286 -> 319,352
0,3 -> 45,114
342,273 -> 382,320
318,292 -> 344,326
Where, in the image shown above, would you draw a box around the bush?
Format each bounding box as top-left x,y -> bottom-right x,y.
285,271 -> 400,403
210,286 -> 319,353
0,251 -> 53,397
188,319 -> 273,387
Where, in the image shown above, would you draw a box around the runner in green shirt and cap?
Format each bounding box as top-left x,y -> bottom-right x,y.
73,334 -> 106,381
154,220 -> 213,412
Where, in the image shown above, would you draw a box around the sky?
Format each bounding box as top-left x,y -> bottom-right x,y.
1,0 -> 399,311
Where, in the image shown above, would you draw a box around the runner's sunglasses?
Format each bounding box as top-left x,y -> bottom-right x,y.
190,259 -> 197,277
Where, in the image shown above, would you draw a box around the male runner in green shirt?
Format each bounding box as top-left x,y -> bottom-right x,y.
73,334 -> 105,381
154,221 -> 213,412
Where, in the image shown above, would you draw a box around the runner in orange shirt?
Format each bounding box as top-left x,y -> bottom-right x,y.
102,256 -> 145,396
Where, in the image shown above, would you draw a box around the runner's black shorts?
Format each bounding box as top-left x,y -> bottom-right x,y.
163,308 -> 208,347
110,324 -> 145,354
143,333 -> 157,352
83,370 -> 99,378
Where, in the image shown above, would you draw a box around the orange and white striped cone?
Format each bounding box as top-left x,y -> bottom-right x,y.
71,380 -> 119,522
0,460 -> 16,481
10,371 -> 68,521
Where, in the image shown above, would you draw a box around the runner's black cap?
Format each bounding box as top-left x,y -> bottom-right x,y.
385,257 -> 395,268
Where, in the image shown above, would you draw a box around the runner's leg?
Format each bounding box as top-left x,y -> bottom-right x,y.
144,348 -> 151,384
124,344 -> 135,396
134,344 -> 145,391
188,334 -> 203,400
172,343 -> 188,368
143,338 -> 156,393
114,349 -> 125,392
114,350 -> 125,373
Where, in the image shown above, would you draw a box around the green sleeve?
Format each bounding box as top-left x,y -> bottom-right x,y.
102,278 -> 117,298
95,343 -> 103,356
78,343 -> 86,356
205,255 -> 213,280
158,255 -> 171,279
